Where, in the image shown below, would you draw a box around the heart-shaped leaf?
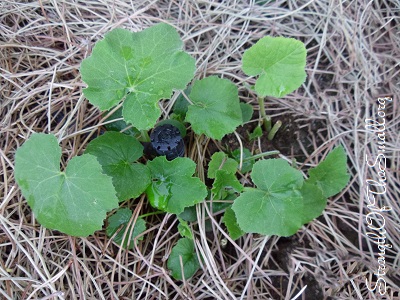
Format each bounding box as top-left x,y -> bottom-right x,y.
242,36 -> 307,98
14,133 -> 118,236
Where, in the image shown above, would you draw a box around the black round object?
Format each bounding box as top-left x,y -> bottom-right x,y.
150,124 -> 184,160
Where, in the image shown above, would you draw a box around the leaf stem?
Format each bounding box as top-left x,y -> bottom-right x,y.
267,120 -> 282,140
243,150 -> 280,162
139,211 -> 165,218
139,130 -> 151,142
258,96 -> 271,132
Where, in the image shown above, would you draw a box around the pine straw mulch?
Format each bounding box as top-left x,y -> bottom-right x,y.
1,1 -> 399,299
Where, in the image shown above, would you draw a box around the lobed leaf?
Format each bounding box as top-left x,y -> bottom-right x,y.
14,133 -> 118,237
81,23 -> 196,130
146,156 -> 207,214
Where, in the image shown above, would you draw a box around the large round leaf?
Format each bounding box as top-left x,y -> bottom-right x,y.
242,36 -> 307,98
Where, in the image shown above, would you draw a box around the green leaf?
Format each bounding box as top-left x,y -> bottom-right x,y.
207,152 -> 238,179
167,238 -> 200,280
232,159 -> 306,236
85,132 -> 150,201
106,208 -> 146,249
242,36 -> 307,98
178,218 -> 193,239
14,133 -> 118,237
212,170 -> 243,199
232,148 -> 255,174
146,156 -> 207,214
81,23 -> 196,130
307,146 -> 350,198
240,102 -> 253,123
103,107 -> 140,137
179,206 -> 198,222
185,76 -> 242,140
223,207 -> 245,240
248,125 -> 263,141
299,182 -> 326,223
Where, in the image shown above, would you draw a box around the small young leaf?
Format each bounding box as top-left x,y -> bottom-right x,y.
85,132 -> 150,201
307,146 -> 350,198
106,208 -> 146,249
240,102 -> 253,123
207,152 -> 238,179
242,36 -> 307,98
146,156 -> 207,214
248,125 -> 263,141
223,207 -> 245,240
81,23 -> 196,130
185,76 -> 243,140
15,133 -> 118,236
178,218 -> 193,240
232,159 -> 306,236
232,148 -> 255,174
212,170 -> 243,199
167,238 -> 200,280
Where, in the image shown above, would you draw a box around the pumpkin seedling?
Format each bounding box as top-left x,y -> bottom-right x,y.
14,23 -> 349,282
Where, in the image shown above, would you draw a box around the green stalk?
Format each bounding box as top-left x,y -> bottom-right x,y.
139,211 -> 165,218
267,120 -> 282,140
139,130 -> 151,142
265,115 -> 272,133
243,150 -> 280,162
258,96 -> 271,132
